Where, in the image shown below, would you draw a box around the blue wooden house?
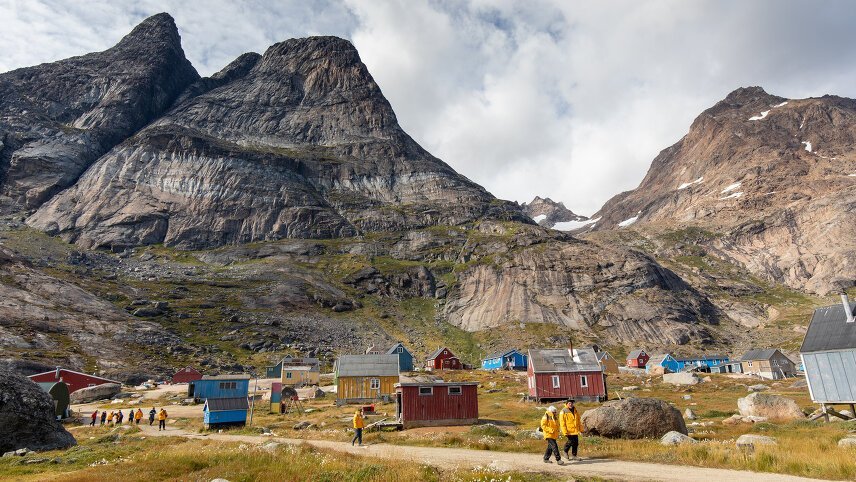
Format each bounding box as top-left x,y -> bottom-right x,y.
203,397 -> 249,428
386,342 -> 415,372
189,375 -> 251,400
482,349 -> 528,371
646,354 -> 681,373
674,354 -> 729,371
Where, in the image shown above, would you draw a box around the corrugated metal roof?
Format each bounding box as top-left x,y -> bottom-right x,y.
801,302 -> 856,353
674,354 -> 726,362
201,374 -> 251,380
648,353 -> 672,364
528,347 -> 602,373
740,349 -> 779,361
336,354 -> 400,377
205,397 -> 249,411
627,349 -> 646,359
397,382 -> 479,387
483,349 -> 518,361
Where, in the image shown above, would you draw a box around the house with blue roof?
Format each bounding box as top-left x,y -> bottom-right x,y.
482,349 -> 527,371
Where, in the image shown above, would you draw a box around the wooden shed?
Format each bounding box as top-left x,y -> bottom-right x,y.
28,367 -> 120,395
395,382 -> 478,428
425,347 -> 462,370
800,295 -> 856,408
172,366 -> 203,384
334,354 -> 400,404
527,347 -> 607,402
203,397 -> 249,428
740,349 -> 796,380
189,375 -> 251,401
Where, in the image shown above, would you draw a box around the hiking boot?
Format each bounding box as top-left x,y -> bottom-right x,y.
557,460 -> 565,465
543,459 -> 552,464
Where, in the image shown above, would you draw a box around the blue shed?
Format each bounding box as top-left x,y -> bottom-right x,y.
203,397 -> 249,428
189,375 -> 250,400
646,354 -> 681,373
482,349 -> 528,371
387,342 -> 414,372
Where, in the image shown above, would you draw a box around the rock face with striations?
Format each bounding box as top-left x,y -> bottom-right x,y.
0,13 -> 199,211
0,369 -> 76,453
521,196 -> 588,228
29,28 -> 527,250
591,87 -> 856,294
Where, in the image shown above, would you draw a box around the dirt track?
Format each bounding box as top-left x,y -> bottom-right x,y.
137,424 -> 830,482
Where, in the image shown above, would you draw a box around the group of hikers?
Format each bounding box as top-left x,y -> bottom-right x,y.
540,399 -> 582,465
90,407 -> 169,430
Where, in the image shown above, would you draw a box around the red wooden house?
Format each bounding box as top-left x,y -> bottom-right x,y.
425,347 -> 462,370
28,367 -> 120,395
395,381 -> 478,428
172,366 -> 203,384
626,349 -> 650,368
527,347 -> 607,402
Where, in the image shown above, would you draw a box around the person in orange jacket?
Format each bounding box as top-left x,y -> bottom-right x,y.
107,411 -> 115,425
540,406 -> 564,465
560,399 -> 582,461
157,408 -> 168,431
135,408 -> 143,424
352,407 -> 365,446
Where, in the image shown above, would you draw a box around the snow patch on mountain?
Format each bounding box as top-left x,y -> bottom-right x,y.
678,177 -> 704,190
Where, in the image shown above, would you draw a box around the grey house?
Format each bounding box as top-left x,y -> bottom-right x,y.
800,294 -> 856,405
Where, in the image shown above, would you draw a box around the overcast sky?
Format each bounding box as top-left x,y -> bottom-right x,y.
2,0 -> 856,215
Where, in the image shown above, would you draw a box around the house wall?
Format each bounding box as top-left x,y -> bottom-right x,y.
172,368 -> 202,384
204,409 -> 247,426
192,379 -> 250,399
741,354 -> 796,380
530,371 -> 606,401
29,370 -> 116,395
802,350 -> 856,404
337,375 -> 398,401
390,345 -> 414,372
627,353 -> 649,368
265,362 -> 283,379
281,369 -> 319,386
427,349 -> 461,369
599,356 -> 619,374
399,384 -> 478,428
482,357 -> 503,370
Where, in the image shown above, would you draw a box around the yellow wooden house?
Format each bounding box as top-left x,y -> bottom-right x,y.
334,354 -> 400,404
281,364 -> 320,386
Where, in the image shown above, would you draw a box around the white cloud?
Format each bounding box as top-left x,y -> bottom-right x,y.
2,0 -> 856,216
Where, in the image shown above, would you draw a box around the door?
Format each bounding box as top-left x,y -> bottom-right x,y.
395,392 -> 402,421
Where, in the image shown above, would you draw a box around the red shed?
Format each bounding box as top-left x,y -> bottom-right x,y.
172,366 -> 203,384
626,349 -> 650,368
28,367 -> 120,395
395,382 -> 478,428
425,347 -> 462,370
527,348 -> 607,402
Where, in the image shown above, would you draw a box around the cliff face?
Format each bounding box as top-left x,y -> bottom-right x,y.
0,13 -> 199,210
521,196 -> 588,228
28,35 -> 526,250
591,87 -> 856,294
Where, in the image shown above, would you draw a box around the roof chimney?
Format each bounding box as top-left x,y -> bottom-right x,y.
843,293 -> 855,323
55,366 -> 60,380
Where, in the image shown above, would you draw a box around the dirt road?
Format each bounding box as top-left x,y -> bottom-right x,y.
137,424 -> 829,482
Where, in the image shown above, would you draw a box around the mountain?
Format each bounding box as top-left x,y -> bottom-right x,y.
521,196 -> 588,229
591,87 -> 856,294
28,35 -> 526,250
0,13 -> 199,211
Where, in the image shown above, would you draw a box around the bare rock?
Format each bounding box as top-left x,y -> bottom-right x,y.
747,384 -> 769,392
661,431 -> 697,446
0,369 -> 76,453
582,398 -> 687,439
838,437 -> 856,448
663,373 -> 700,386
684,408 -> 697,420
736,434 -> 777,448
69,383 -> 122,404
737,392 -> 805,421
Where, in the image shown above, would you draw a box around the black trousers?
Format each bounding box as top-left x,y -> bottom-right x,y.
564,435 -> 579,456
159,420 -> 166,430
352,428 -> 363,445
543,438 -> 560,461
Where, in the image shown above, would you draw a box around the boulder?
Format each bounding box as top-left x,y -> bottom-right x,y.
684,408 -> 697,420
621,386 -> 638,391
582,398 -> 687,439
736,434 -> 777,448
0,369 -> 76,453
292,421 -> 311,430
737,393 -> 805,421
661,431 -> 697,446
663,373 -> 699,386
70,383 -> 122,404
312,387 -> 326,399
838,437 -> 856,448
747,384 -> 769,392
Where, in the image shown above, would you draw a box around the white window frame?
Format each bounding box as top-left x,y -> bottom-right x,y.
580,375 -> 588,388
748,361 -> 753,367
419,386 -> 433,396
397,347 -> 403,353
551,375 -> 560,389
370,378 -> 380,390
286,372 -> 292,379
448,386 -> 462,396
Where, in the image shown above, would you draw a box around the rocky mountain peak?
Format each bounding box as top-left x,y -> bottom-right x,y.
113,12 -> 183,52
521,196 -> 587,228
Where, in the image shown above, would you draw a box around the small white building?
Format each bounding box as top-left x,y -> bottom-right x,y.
800,294 -> 856,408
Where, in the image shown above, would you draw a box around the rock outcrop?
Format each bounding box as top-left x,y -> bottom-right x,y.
69,383 -> 122,404
0,13 -> 199,210
737,392 -> 805,421
591,87 -> 856,294
582,398 -> 687,439
521,196 -> 588,229
0,369 -> 76,453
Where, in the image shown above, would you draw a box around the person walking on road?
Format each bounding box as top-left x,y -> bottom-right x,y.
157,408 -> 168,431
541,405 -> 564,465
90,410 -> 98,427
116,410 -> 124,425
149,407 -> 156,426
352,408 -> 365,446
107,411 -> 115,425
100,410 -> 107,425
560,399 -> 582,461
135,408 -> 143,425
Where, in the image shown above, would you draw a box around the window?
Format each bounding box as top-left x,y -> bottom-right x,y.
748,361 -> 753,367
448,386 -> 462,395
419,386 -> 433,395
580,375 -> 588,388
370,378 -> 380,390
552,375 -> 560,388
443,350 -> 448,355
286,372 -> 292,379
397,347 -> 403,353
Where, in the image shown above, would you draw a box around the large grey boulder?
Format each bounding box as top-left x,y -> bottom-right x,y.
663,373 -> 699,385
0,369 -> 76,452
69,383 -> 122,404
582,398 -> 687,439
736,434 -> 777,448
838,437 -> 856,448
661,431 -> 696,446
737,393 -> 805,421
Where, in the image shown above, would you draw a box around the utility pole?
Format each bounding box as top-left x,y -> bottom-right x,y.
249,373 -> 258,426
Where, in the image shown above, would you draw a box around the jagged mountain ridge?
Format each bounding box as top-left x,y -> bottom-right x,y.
590,87 -> 856,294
28,30 -> 527,250
521,196 -> 588,228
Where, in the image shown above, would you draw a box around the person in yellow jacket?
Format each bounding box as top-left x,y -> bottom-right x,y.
560,399 -> 582,461
157,408 -> 168,431
352,407 -> 365,446
134,408 -> 143,425
107,411 -> 115,425
540,406 -> 564,465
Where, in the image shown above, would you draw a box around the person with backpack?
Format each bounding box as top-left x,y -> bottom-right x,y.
100,410 -> 107,425
540,406 -> 564,465
560,399 -> 582,461
116,410 -> 124,425
149,407 -> 156,426
157,408 -> 168,431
